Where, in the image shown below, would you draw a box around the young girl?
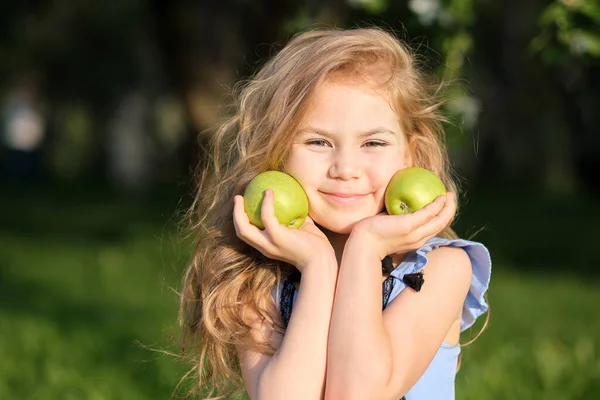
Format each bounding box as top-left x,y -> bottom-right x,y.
180,27 -> 491,400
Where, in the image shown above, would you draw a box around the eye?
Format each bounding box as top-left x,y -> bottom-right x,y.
306,139 -> 331,147
363,141 -> 389,148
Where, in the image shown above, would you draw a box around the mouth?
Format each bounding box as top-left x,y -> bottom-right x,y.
319,191 -> 371,204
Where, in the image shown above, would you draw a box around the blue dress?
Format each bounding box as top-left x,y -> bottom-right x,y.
274,237 -> 492,400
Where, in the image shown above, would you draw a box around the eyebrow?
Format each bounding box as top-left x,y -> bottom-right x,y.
298,127 -> 399,138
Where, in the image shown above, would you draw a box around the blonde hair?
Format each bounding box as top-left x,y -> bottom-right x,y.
179,27 -> 481,398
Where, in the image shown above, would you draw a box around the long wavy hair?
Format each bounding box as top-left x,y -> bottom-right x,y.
179,27 -> 483,398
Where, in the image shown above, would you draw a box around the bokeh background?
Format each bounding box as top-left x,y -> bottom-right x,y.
1,0 -> 599,399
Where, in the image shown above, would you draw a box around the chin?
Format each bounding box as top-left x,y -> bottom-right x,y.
313,217 -> 362,235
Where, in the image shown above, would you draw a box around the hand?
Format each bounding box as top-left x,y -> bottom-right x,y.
350,193 -> 457,260
233,189 -> 335,272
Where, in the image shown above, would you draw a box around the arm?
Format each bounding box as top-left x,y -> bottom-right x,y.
239,255 -> 337,400
233,190 -> 338,400
326,240 -> 471,400
326,192 -> 470,399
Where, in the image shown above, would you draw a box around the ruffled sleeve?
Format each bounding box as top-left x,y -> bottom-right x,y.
390,237 -> 492,332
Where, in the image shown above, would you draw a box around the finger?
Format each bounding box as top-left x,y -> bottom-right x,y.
407,194 -> 447,227
302,215 -> 316,228
233,196 -> 274,251
299,215 -> 320,233
260,189 -> 282,232
413,192 -> 457,239
232,195 -> 249,234
426,194 -> 456,236
437,191 -> 457,227
427,193 -> 456,231
233,195 -> 258,241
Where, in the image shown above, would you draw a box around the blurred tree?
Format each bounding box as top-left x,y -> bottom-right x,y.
528,0 -> 600,194
349,0 -> 600,195
0,0 -> 161,183
1,0 -> 599,193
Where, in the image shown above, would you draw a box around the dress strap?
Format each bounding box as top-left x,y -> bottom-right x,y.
279,279 -> 296,327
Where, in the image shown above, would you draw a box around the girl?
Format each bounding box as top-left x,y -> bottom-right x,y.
180,27 -> 491,400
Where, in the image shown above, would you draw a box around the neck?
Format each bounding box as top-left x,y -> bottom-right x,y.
320,225 -> 408,271
320,227 -> 350,265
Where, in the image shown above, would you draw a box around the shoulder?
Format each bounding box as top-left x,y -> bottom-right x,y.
411,245 -> 469,293
395,237 -> 490,290
237,286 -> 281,333
240,289 -> 285,351
408,237 -> 492,331
424,246 -> 472,276
385,238 -> 491,331
421,246 -> 473,296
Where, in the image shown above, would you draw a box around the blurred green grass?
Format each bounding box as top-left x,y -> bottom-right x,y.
1,183 -> 599,399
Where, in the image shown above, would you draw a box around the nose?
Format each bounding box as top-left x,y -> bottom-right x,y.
328,147 -> 361,180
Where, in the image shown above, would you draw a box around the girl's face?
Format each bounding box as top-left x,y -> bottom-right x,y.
285,79 -> 412,234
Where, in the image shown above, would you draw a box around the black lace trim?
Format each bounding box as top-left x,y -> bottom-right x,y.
279,280 -> 296,327
279,258 -> 425,327
382,275 -> 396,310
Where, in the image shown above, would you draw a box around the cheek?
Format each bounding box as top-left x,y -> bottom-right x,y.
368,159 -> 402,189
284,149 -> 319,188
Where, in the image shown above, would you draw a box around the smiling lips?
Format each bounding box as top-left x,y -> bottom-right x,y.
320,191 -> 370,204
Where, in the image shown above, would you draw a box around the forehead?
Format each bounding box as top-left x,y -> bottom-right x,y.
298,78 -> 401,134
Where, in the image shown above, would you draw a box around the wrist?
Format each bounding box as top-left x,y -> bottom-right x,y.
296,248 -> 338,277
347,228 -> 387,261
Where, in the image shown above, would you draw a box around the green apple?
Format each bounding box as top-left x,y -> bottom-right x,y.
243,171 -> 309,229
385,167 -> 446,215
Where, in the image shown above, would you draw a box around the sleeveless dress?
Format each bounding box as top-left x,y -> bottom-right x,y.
274,237 -> 492,400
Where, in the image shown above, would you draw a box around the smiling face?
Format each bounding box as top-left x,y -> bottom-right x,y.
285,78 -> 413,234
